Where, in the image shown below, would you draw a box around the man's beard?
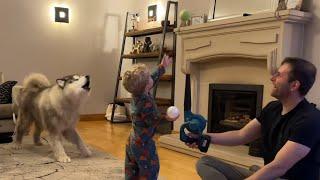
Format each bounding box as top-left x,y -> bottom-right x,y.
271,85 -> 290,100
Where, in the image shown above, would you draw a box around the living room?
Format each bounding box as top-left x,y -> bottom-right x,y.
1,0 -> 320,179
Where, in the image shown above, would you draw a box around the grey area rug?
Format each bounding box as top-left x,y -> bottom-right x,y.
0,136 -> 124,180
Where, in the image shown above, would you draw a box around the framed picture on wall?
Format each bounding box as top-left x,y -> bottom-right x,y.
286,0 -> 303,10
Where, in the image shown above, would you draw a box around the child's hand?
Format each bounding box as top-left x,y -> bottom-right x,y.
161,54 -> 172,68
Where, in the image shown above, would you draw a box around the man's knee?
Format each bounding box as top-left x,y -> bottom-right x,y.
196,156 -> 206,175
196,156 -> 228,180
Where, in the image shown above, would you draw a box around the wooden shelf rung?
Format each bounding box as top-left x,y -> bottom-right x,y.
115,97 -> 172,106
118,74 -> 172,81
122,52 -> 160,59
159,75 -> 173,81
125,26 -> 175,37
122,50 -> 175,59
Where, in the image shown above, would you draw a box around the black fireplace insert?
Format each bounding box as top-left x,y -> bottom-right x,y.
207,83 -> 264,157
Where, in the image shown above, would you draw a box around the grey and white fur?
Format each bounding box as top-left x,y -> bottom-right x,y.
13,73 -> 92,163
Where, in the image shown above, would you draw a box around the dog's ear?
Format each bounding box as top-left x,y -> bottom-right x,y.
56,79 -> 65,88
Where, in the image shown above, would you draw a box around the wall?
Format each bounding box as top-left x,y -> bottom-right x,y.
0,0 -> 134,114
303,0 -> 320,105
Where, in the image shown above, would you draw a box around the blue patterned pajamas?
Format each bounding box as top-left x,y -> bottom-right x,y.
125,137 -> 159,180
124,65 -> 165,180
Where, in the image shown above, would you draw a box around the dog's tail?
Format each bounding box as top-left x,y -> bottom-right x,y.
23,73 -> 51,91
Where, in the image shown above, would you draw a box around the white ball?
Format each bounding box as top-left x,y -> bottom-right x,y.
167,106 -> 180,119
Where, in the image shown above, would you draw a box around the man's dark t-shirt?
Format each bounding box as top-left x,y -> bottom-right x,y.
257,99 -> 320,179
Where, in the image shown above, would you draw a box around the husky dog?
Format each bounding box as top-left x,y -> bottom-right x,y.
13,73 -> 92,163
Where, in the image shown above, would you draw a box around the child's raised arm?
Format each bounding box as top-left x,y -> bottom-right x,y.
160,54 -> 173,68
150,54 -> 173,86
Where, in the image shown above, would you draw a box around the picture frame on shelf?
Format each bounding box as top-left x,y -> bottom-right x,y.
191,15 -> 207,25
276,0 -> 287,11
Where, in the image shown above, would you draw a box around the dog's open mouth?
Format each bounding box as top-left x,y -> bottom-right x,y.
82,80 -> 90,91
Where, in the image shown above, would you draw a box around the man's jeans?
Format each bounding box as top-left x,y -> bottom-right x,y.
196,156 -> 254,180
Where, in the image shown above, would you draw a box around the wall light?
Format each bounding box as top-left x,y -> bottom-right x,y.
148,5 -> 157,22
55,7 -> 69,23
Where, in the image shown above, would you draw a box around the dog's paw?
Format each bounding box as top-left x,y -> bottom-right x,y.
12,143 -> 22,150
57,155 -> 71,163
81,148 -> 92,157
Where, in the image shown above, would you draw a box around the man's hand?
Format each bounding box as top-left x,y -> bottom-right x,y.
185,133 -> 199,149
161,54 -> 172,68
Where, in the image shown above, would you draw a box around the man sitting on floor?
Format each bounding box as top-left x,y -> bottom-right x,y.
187,57 -> 320,180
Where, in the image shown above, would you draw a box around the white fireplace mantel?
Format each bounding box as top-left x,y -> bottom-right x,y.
175,10 -> 312,75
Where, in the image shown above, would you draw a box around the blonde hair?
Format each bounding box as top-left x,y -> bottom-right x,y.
122,64 -> 149,95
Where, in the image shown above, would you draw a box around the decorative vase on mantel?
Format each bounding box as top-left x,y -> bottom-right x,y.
179,9 -> 191,27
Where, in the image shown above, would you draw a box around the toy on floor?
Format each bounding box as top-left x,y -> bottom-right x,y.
180,74 -> 211,152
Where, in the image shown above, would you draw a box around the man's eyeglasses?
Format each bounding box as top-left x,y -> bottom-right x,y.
272,71 -> 282,78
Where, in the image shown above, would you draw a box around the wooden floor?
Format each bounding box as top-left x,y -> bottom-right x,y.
77,120 -> 200,180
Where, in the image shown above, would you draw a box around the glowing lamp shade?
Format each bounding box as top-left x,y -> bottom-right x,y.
59,11 -> 66,18
55,7 -> 69,23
